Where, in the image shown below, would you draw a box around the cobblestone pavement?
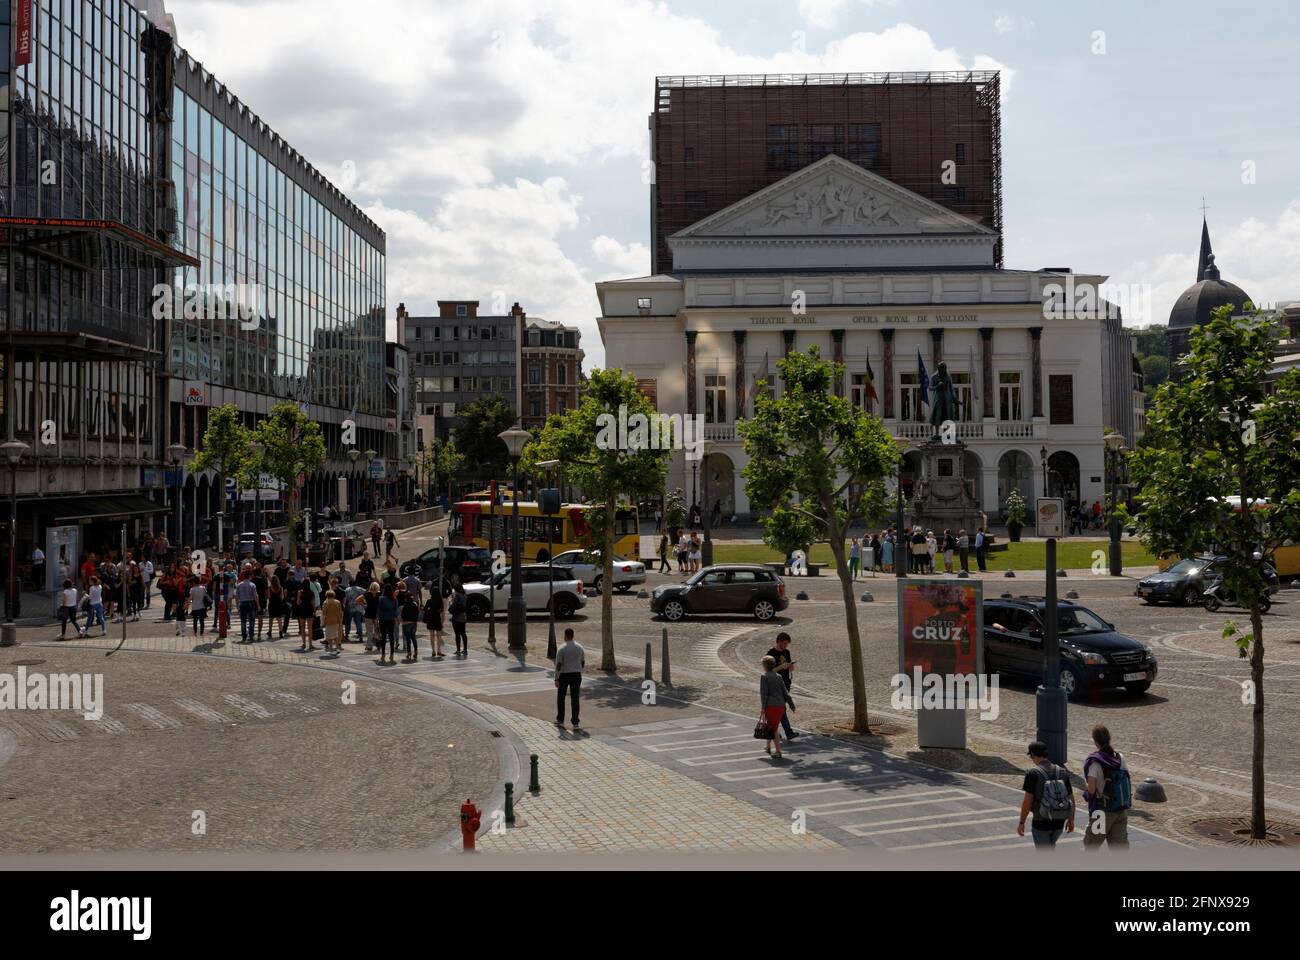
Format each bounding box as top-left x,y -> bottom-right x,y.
0,645 -> 500,853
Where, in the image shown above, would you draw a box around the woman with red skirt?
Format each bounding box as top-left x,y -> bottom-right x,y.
759,655 -> 796,759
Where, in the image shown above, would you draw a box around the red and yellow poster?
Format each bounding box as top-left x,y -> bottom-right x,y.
897,578 -> 983,678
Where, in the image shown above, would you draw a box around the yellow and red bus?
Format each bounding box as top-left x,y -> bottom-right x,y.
448,500 -> 640,562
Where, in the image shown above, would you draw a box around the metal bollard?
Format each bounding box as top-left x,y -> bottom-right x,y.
644,642 -> 653,681
661,628 -> 671,686
529,754 -> 541,794
504,782 -> 515,824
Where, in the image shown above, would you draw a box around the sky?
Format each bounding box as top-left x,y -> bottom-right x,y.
167,0 -> 1300,368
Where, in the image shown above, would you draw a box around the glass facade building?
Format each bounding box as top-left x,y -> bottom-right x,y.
0,0 -> 387,571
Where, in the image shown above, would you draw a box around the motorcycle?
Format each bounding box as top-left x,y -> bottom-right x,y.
1202,577 -> 1271,614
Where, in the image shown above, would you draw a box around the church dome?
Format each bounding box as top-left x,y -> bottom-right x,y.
1168,218 -> 1252,330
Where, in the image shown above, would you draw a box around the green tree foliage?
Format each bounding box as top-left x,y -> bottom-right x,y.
664,488 -> 686,534
193,404 -> 250,550
525,369 -> 669,670
1140,354 -> 1169,394
1128,306 -> 1300,840
739,346 -> 897,734
454,396 -> 515,480
251,402 -> 327,563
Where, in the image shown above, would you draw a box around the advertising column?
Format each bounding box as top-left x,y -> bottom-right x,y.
897,578 -> 984,749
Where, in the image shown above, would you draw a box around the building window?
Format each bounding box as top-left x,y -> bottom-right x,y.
999,371 -> 1023,421
684,146 -> 695,164
1049,374 -> 1074,425
850,373 -> 873,412
704,374 -> 728,425
432,327 -> 441,341
637,297 -> 652,312
846,124 -> 882,168
528,364 -> 541,385
952,371 -> 974,422
900,373 -> 924,423
456,304 -> 467,317
806,125 -> 838,163
463,377 -> 477,392
442,352 -> 457,365
943,185 -> 967,203
955,143 -> 966,163
413,327 -> 421,340
557,363 -> 566,386
766,125 -> 799,171
685,191 -> 706,208
528,329 -> 541,346
481,326 -> 495,340
529,398 -> 542,418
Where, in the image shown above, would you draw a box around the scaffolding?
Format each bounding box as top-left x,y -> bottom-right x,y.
651,71 -> 1003,272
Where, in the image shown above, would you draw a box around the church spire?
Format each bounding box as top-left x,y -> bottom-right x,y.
1197,212 -> 1214,282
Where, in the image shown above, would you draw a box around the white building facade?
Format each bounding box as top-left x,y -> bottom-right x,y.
598,156 -> 1123,521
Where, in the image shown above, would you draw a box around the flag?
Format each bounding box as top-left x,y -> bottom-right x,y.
864,357 -> 879,405
749,351 -> 770,404
917,351 -> 930,407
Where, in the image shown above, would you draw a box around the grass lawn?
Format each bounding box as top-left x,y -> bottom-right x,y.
710,540 -> 1156,571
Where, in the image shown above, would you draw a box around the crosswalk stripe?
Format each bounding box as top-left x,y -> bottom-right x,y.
174,698 -> 234,724
222,694 -> 273,719
125,702 -> 181,729
852,814 -> 1010,837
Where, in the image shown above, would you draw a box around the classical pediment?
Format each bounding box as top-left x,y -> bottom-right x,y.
671,154 -> 996,240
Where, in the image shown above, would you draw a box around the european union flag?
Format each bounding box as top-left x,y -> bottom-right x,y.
917,351 -> 930,406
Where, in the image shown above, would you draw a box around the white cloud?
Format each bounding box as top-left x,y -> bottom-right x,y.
170,0 -> 1009,369
799,0 -> 851,30
994,15 -> 1016,34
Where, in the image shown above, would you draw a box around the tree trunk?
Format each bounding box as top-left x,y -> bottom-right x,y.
600,493 -> 617,671
1250,603 -> 1266,839
823,501 -> 870,733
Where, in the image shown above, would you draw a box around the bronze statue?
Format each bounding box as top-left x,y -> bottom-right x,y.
928,361 -> 959,432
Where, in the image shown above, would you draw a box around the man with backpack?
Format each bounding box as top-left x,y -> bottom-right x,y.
1018,741 -> 1075,848
1082,724 -> 1131,849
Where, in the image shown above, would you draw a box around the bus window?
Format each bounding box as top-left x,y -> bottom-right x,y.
615,510 -> 636,536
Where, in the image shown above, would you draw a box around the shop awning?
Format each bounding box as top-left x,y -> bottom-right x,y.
36,495 -> 171,524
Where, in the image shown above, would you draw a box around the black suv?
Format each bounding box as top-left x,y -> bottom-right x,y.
400,545 -> 493,584
1136,555 -> 1280,606
983,597 -> 1158,700
651,564 -> 788,622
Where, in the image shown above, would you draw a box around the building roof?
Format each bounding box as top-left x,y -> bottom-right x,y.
1168,218 -> 1252,330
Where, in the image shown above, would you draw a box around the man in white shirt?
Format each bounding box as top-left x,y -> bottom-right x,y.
141,558 -> 155,609
32,546 -> 46,591
553,628 -> 586,730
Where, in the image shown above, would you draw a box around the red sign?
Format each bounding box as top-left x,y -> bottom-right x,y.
897,579 -> 983,678
16,2 -> 33,68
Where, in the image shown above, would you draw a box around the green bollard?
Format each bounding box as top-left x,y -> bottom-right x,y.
529,753 -> 541,794
504,782 -> 515,824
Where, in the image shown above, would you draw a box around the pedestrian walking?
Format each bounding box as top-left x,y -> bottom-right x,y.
689,533 -> 702,573
85,577 -> 107,636
958,529 -> 970,573
400,589 -> 420,662
759,655 -> 795,759
658,533 -> 671,574
32,546 -> 46,592
363,582 -> 381,652
553,627 -> 585,730
189,577 -> 210,636
423,588 -> 445,659
235,571 -> 260,643
765,632 -> 799,740
881,533 -> 894,573
1082,724 -> 1132,849
56,580 -> 82,638
1018,741 -> 1075,848
294,585 -> 317,652
384,527 -> 399,559
344,580 -> 366,643
975,527 -> 988,572
448,582 -> 469,656
370,523 -> 382,557
377,584 -> 399,665
849,537 -> 861,580
942,530 -> 956,574
321,589 -> 344,656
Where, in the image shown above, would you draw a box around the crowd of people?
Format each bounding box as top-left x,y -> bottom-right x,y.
842,527 -> 993,577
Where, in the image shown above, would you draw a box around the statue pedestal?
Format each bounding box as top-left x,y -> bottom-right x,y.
908,438 -> 982,534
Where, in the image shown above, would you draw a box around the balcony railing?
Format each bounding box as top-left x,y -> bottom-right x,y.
704,424 -> 736,442
889,420 -> 1037,441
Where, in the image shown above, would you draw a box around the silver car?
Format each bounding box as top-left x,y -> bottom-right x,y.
549,550 -> 646,593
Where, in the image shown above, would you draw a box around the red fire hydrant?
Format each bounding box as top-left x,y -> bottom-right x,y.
460,799 -> 482,851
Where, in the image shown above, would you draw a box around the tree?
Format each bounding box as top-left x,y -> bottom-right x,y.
453,396 -> 515,482
1127,306 -> 1300,841
664,487 -> 686,535
251,402 -> 327,563
430,437 -> 464,506
739,346 -> 896,734
1140,354 -> 1169,395
525,370 -> 669,670
193,404 -> 250,552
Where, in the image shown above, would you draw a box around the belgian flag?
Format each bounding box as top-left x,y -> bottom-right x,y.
864,357 -> 879,408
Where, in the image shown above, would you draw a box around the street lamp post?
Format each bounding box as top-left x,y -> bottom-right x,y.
701,442 -> 714,568
1104,432 -> 1126,577
892,436 -> 909,579
1040,445 -> 1049,500
537,459 -> 561,660
249,441 -> 265,563
498,426 -> 532,651
347,448 -> 361,520
168,443 -> 188,559
691,460 -> 699,526
364,448 -> 378,518
1,440 -> 29,645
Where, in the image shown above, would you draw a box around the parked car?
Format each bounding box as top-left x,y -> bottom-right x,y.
235,532 -> 276,562
462,565 -> 586,620
548,549 -> 646,592
400,545 -> 494,584
1136,555 -> 1279,606
983,596 -> 1158,700
304,528 -> 366,567
650,564 -> 788,622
